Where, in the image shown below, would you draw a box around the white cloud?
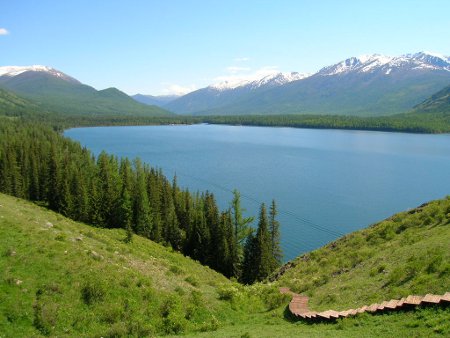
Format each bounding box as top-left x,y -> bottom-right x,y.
161,83 -> 197,95
0,28 -> 9,35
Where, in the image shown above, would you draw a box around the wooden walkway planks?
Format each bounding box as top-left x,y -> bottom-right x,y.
280,287 -> 450,322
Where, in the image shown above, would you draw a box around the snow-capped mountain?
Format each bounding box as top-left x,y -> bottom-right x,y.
0,65 -> 171,117
165,72 -> 310,114
210,72 -> 309,91
0,65 -> 80,84
167,51 -> 450,116
317,52 -> 450,76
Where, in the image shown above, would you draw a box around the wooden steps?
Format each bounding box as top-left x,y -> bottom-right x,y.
280,287 -> 450,322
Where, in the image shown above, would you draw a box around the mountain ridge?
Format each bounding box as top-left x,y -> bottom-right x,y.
0,66 -> 172,117
165,52 -> 450,116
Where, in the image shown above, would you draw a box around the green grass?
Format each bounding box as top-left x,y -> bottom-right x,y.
1,193 -> 449,337
273,197 -> 450,311
0,193 -> 269,337
170,307 -> 450,337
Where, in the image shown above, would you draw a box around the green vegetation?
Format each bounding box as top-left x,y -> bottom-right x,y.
413,85 -> 450,113
2,83 -> 450,133
0,120 -> 281,283
273,197 -> 450,312
1,193 -> 449,337
0,81 -> 449,336
0,193 -> 281,336
0,72 -> 171,117
201,112 -> 450,133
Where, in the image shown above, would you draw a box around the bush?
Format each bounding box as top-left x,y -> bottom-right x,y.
160,295 -> 187,334
217,285 -> 239,301
262,289 -> 290,310
169,265 -> 183,275
185,275 -> 199,287
81,279 -> 105,305
33,301 -> 58,336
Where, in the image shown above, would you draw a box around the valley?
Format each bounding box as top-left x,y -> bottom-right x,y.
1,5 -> 450,336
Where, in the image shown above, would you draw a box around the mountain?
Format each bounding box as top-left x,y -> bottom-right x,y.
132,93 -> 179,106
0,87 -> 47,117
413,84 -> 450,113
0,65 -> 172,117
167,52 -> 450,116
165,72 -> 308,115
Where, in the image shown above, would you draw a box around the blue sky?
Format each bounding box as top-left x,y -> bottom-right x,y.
1,0 -> 450,95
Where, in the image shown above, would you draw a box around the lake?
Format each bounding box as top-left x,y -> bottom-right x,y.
65,124 -> 450,261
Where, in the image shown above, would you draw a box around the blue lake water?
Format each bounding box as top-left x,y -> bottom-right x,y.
65,124 -> 450,261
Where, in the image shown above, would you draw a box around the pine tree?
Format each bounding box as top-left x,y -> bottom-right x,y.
133,159 -> 152,238
269,199 -> 282,270
119,159 -> 134,243
230,189 -> 254,278
255,203 -> 273,282
147,168 -> 163,242
241,233 -> 257,284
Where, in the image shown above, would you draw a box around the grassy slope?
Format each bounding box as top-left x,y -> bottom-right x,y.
1,193 -> 449,337
0,193 -> 250,337
273,197 -> 450,312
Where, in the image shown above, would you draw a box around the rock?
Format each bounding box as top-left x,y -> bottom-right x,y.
89,250 -> 104,261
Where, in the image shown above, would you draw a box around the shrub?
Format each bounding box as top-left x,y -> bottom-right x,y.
169,265 -> 183,275
81,279 -> 105,305
54,233 -> 65,241
185,275 -> 199,287
217,285 -> 239,301
33,301 -> 58,336
262,289 -> 290,310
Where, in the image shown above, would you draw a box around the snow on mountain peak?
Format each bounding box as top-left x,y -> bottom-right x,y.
0,65 -> 80,83
318,52 -> 450,76
210,71 -> 309,91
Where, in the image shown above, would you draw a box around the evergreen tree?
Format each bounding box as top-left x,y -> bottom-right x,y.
119,159 -> 134,243
241,233 -> 257,284
269,199 -> 283,270
133,159 -> 152,238
254,203 -> 273,282
230,189 -> 254,278
147,168 -> 163,242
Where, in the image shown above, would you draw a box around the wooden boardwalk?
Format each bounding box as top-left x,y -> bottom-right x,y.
280,288 -> 450,321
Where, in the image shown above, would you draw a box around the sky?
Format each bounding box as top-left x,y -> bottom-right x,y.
1,0 -> 450,95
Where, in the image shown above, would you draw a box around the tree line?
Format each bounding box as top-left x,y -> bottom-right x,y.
0,119 -> 282,283
201,113 -> 450,134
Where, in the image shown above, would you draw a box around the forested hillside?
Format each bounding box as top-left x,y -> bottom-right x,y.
413,84 -> 450,113
0,70 -> 171,117
0,120 -> 281,282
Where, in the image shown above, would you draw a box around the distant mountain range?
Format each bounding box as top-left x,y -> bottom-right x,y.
2,52 -> 449,119
136,52 -> 450,116
132,94 -> 179,106
0,66 -> 171,117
